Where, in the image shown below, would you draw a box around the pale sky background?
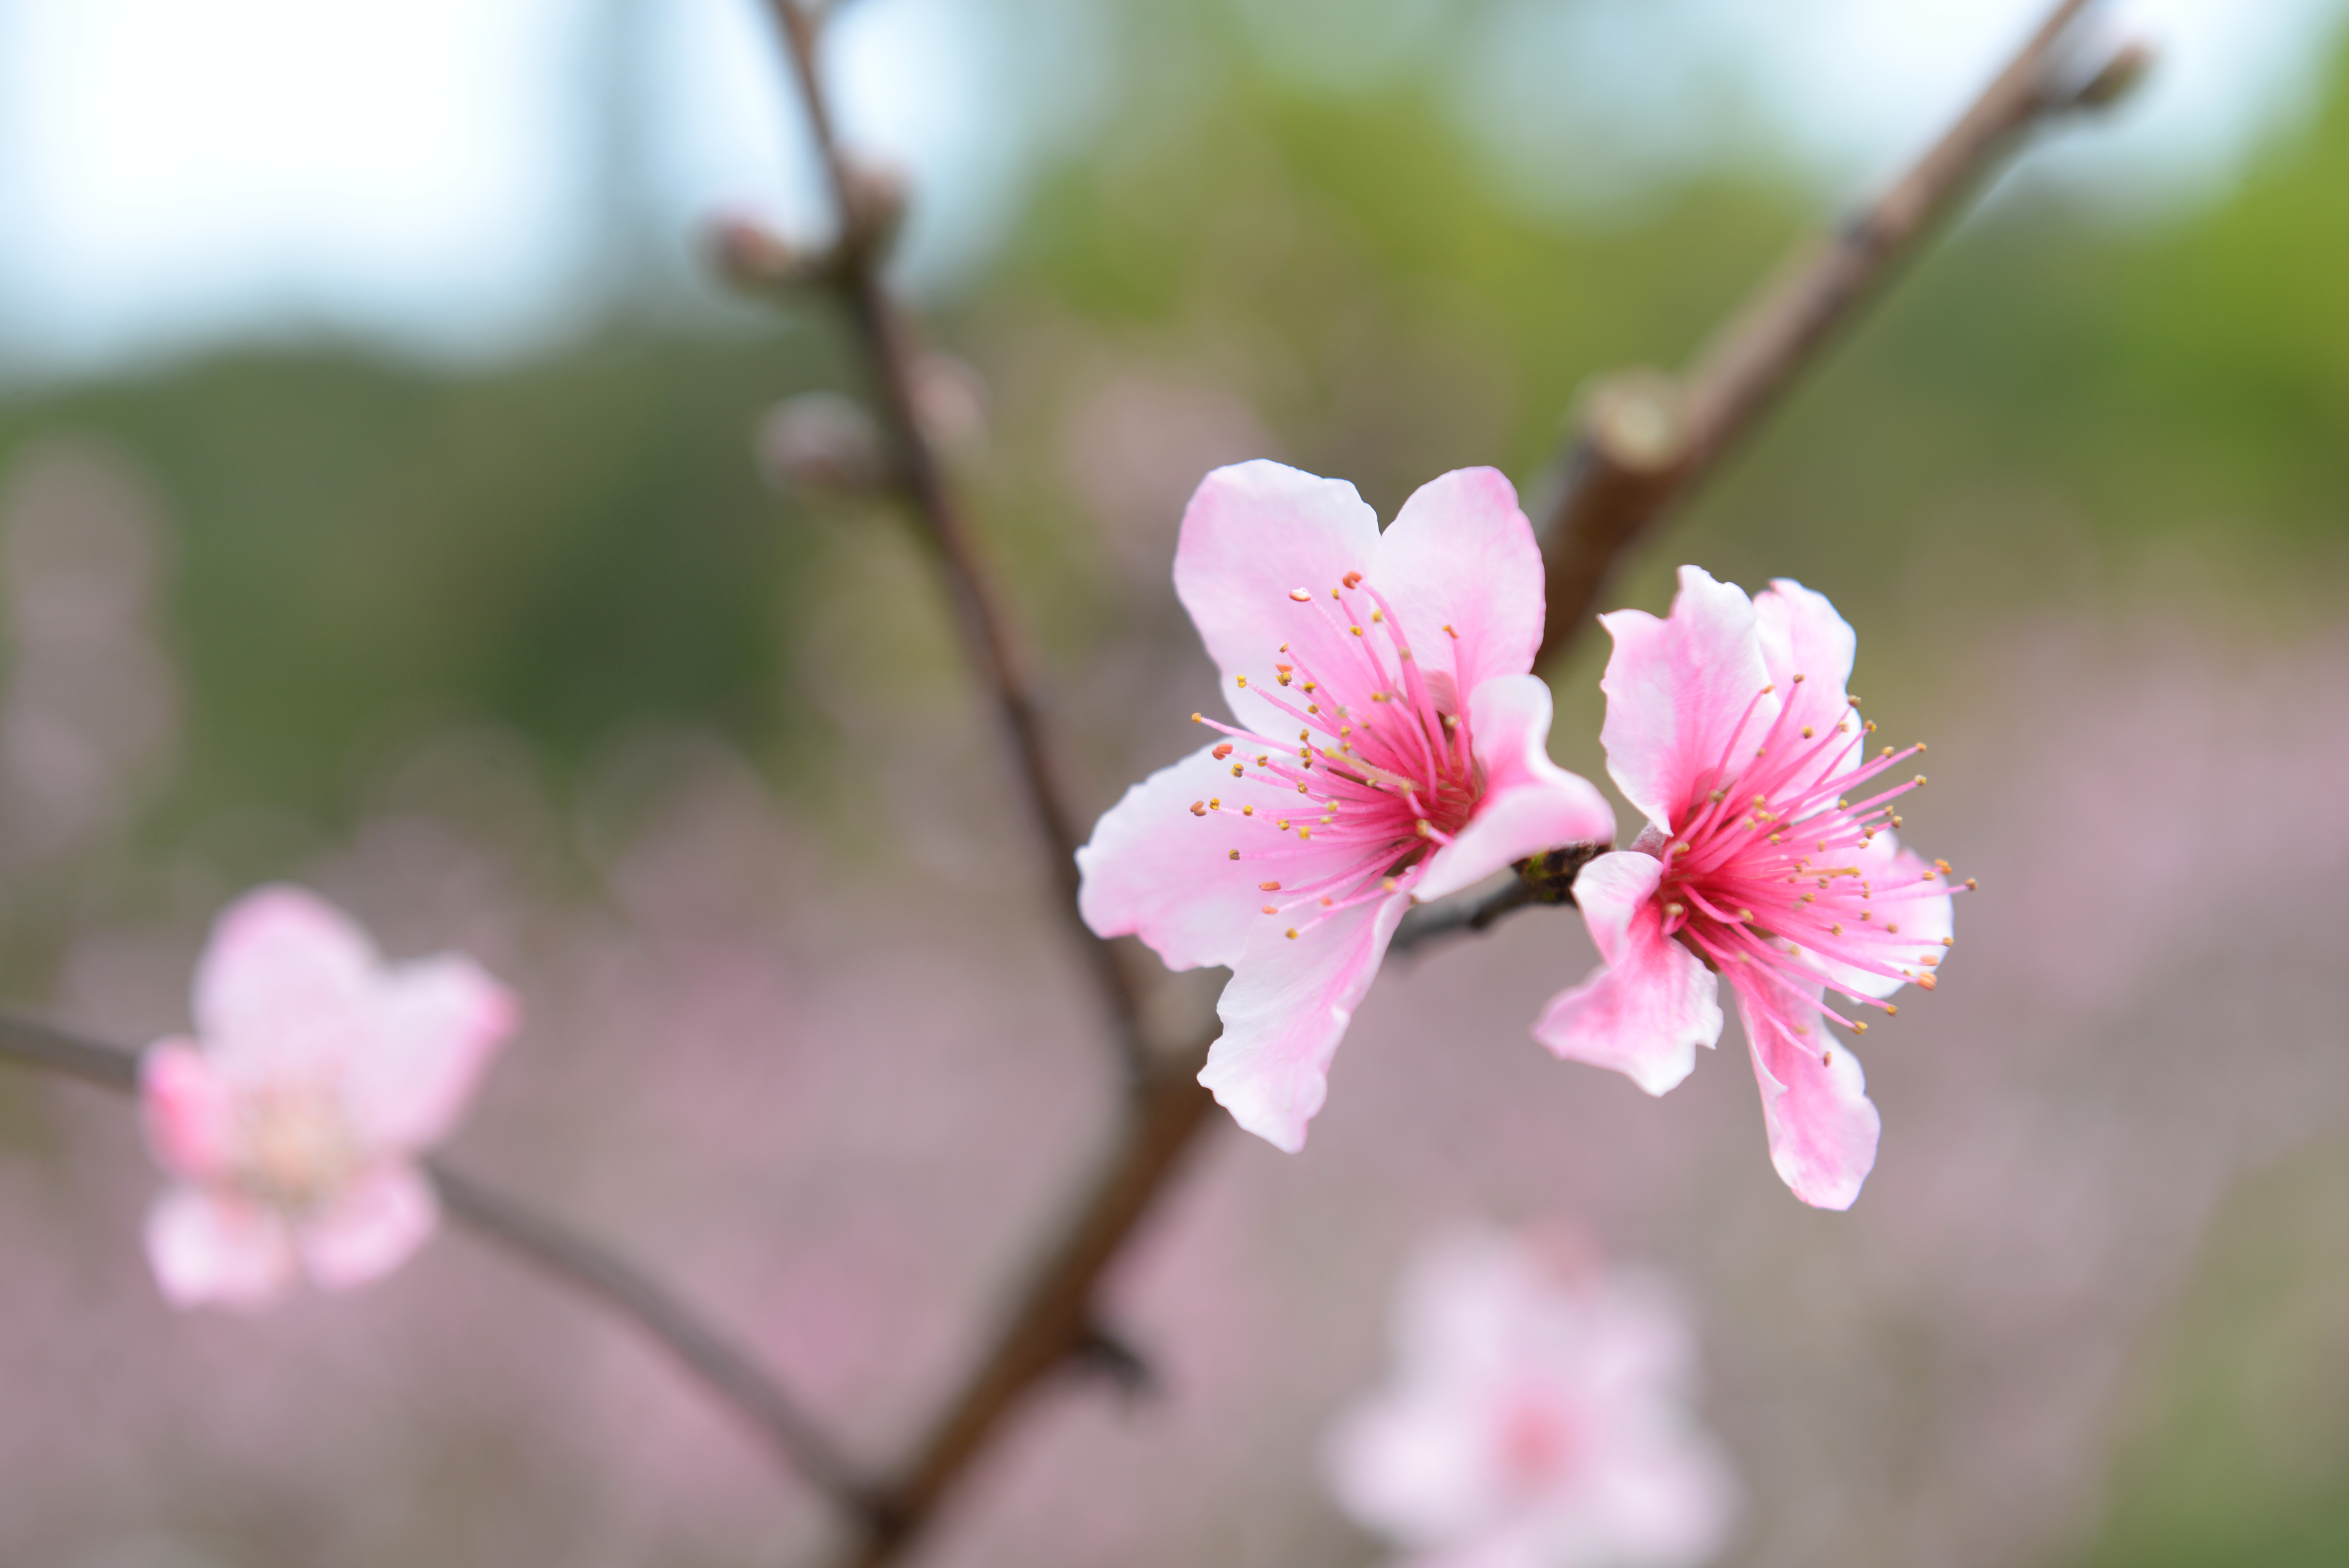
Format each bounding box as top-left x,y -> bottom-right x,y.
0,0 -> 2341,383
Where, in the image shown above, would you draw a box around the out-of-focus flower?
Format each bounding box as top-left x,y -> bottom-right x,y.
138,886 -> 518,1308
1078,461 -> 1613,1150
1534,567 -> 1958,1208
1324,1227 -> 1739,1568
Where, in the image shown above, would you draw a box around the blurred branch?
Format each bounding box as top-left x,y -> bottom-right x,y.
1531,0 -> 2140,663
756,0 -> 1151,1087
747,2 -> 2143,1565
0,1012 -> 879,1524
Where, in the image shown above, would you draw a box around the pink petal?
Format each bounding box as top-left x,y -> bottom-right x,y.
138,1039 -> 234,1180
1197,894 -> 1408,1151
192,884 -> 379,1078
341,955 -> 517,1152
298,1162 -> 440,1290
1597,566 -> 1772,833
1371,467 -> 1544,697
1416,675 -> 1614,902
1532,852 -> 1719,1096
1735,975 -> 1880,1210
1173,460 -> 1383,737
1801,830 -> 1955,1003
1751,576 -> 1857,754
1078,742 -> 1363,972
144,1186 -> 299,1309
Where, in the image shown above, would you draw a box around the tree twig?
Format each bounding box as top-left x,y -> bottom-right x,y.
759,0 -> 1151,1085
1532,0 -> 2130,664
749,2 -> 2138,1563
0,1011 -> 879,1523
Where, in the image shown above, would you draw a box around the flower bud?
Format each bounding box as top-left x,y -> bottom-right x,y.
756,393 -> 886,498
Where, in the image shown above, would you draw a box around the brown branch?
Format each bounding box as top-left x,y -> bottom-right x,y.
1533,0 -> 2133,663
759,0 -> 1151,1085
747,2 -> 2138,1563
1390,842 -> 1607,957
0,1011 -> 878,1523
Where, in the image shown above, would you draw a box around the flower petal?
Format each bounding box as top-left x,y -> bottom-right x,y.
1370,467 -> 1544,696
1078,741 -> 1365,972
1736,975 -> 1880,1210
1751,576 -> 1857,760
1415,675 -> 1614,901
341,955 -> 517,1151
144,1186 -> 299,1309
1597,566 -> 1772,833
192,885 -> 379,1078
1173,460 -> 1383,737
1198,893 -> 1407,1151
1532,852 -> 1720,1096
138,1039 -> 234,1181
298,1162 -> 440,1290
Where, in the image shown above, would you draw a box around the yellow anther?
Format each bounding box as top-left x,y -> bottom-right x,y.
1231,764 -> 1243,777
1801,726 -> 1815,738
1852,1020 -> 1868,1034
1237,675 -> 1248,688
1709,789 -> 1726,803
1297,781 -> 1309,794
1286,927 -> 1299,939
1350,625 -> 1364,636
1308,703 -> 1320,714
1886,1004 -> 1899,1017
1914,774 -> 1928,786
1443,624 -> 1459,638
1371,610 -> 1384,623
1242,804 -> 1255,816
1371,691 -> 1388,702
1381,877 -> 1398,892
1831,923 -> 1843,935
1209,797 -> 1220,809
1793,673 -> 1807,683
1228,849 -> 1240,861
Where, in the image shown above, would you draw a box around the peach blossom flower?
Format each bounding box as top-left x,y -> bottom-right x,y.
1079,462 -> 1613,1150
1325,1227 -> 1739,1568
138,885 -> 517,1307
1535,567 -> 1958,1208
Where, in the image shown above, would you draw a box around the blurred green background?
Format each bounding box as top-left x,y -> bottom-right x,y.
2,3 -> 2346,1564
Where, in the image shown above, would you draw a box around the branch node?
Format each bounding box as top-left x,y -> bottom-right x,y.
2061,40 -> 2156,114
1513,842 -> 1607,908
1073,1324 -> 1156,1400
706,212 -> 844,295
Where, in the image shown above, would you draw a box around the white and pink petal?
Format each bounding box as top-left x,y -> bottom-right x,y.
1370,467 -> 1546,697
1735,975 -> 1880,1210
191,885 -> 380,1080
139,1039 -> 236,1181
1078,742 -> 1366,973
1415,676 -> 1615,903
1197,894 -> 1408,1153
342,955 -> 518,1153
1533,852 -> 1720,1097
145,1186 -> 300,1309
1597,567 -> 1773,833
298,1163 -> 441,1291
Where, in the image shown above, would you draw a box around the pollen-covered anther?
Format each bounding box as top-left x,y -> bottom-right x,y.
1242,805 -> 1255,816
1261,904 -> 1278,914
1319,896 -> 1333,907
1885,1004 -> 1899,1017
1231,764 -> 1243,778
1212,743 -> 1233,760
1852,1020 -> 1869,1034
1381,877 -> 1398,892
1285,927 -> 1300,940
1964,877 -> 1978,890
1189,801 -> 1206,817
1350,625 -> 1364,637
1663,902 -> 1685,918
1370,609 -> 1384,623
1342,570 -> 1364,589
1288,587 -> 1312,602
1297,781 -> 1310,794
1237,675 -> 1248,688
1443,624 -> 1459,638
1917,975 -> 1937,990
1209,796 -> 1220,809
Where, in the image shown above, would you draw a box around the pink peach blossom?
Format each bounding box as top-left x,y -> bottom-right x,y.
1534,567 -> 1959,1209
1078,462 -> 1613,1150
138,885 -> 517,1307
1324,1227 -> 1739,1568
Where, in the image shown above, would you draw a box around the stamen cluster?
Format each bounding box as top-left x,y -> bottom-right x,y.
1187,571 -> 1480,942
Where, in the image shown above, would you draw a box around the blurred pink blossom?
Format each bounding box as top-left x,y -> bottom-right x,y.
1078,461 -> 1612,1150
1324,1227 -> 1738,1568
137,885 -> 517,1308
1535,567 -> 1955,1208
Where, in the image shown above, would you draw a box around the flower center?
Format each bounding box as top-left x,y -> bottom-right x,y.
234,1083 -> 362,1215
1186,572 -> 1482,940
1649,677 -> 1967,1037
